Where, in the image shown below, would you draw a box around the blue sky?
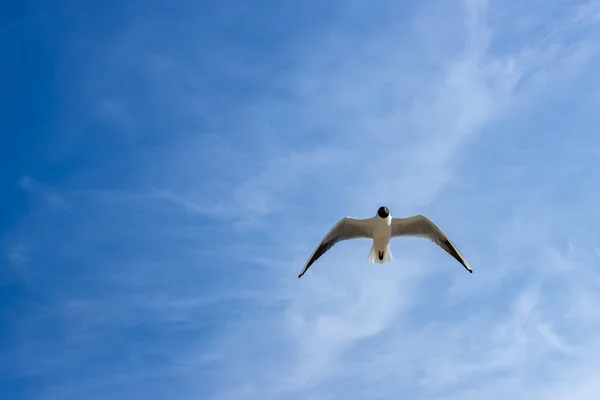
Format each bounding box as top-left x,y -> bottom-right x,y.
2,0 -> 600,399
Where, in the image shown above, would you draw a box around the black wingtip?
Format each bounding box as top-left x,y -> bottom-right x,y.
298,274 -> 302,278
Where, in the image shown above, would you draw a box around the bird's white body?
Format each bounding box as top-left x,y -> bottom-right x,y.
297,205 -> 472,278
368,214 -> 393,264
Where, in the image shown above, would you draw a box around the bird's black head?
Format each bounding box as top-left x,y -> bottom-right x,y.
377,206 -> 390,218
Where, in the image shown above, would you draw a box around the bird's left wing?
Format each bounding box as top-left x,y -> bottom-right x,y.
298,217 -> 373,278
391,215 -> 473,273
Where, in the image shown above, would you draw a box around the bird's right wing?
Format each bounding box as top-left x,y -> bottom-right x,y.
298,217 -> 373,278
391,215 -> 472,273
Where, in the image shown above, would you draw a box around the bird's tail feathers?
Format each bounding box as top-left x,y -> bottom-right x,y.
368,244 -> 393,264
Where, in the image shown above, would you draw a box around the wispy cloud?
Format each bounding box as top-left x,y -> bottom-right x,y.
3,0 -> 600,399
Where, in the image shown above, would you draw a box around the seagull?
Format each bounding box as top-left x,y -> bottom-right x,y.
297,206 -> 472,278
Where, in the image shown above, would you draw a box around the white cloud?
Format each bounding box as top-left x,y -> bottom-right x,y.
194,0 -> 600,398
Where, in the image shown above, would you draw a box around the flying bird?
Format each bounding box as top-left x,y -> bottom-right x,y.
298,206 -> 472,278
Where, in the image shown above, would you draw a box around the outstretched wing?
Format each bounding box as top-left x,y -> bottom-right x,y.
298,217 -> 373,278
391,215 -> 472,273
